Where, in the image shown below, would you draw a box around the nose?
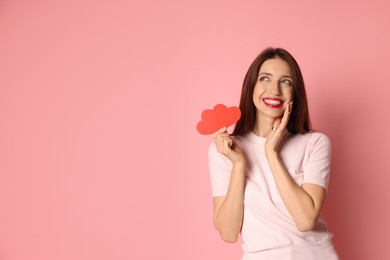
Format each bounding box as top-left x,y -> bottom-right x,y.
269,81 -> 282,95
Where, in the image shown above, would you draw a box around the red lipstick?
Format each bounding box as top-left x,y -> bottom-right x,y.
263,97 -> 283,108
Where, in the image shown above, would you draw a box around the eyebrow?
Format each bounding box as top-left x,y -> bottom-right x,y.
258,72 -> 292,78
258,72 -> 272,76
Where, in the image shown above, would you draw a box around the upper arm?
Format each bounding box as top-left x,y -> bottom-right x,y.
302,133 -> 332,190
209,143 -> 232,197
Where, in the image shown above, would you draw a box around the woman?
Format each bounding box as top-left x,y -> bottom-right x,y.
209,48 -> 338,259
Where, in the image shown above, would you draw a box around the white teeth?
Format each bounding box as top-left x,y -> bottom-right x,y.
264,99 -> 281,105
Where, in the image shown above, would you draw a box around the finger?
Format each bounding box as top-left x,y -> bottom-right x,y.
212,126 -> 228,142
221,135 -> 233,145
223,138 -> 231,148
271,102 -> 292,132
215,135 -> 233,150
212,126 -> 227,138
273,117 -> 282,129
279,101 -> 293,127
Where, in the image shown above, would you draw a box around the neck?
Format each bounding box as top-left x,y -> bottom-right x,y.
252,114 -> 274,137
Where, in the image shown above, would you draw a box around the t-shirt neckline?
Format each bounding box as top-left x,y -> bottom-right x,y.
247,131 -> 267,143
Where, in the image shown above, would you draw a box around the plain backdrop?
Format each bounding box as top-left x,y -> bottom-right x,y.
1,0 -> 390,259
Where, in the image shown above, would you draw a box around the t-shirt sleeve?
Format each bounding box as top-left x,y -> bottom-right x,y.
302,133 -> 332,190
208,142 -> 232,197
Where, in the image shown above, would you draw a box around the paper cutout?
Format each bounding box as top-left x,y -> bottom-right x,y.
196,104 -> 241,135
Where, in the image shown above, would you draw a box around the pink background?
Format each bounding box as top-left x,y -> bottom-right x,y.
1,0 -> 389,259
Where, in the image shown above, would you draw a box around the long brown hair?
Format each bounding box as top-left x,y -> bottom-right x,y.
232,47 -> 312,136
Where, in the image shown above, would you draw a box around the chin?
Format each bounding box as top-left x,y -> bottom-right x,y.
258,111 -> 282,120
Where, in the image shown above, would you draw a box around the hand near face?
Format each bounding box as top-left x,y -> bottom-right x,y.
265,101 -> 293,154
212,127 -> 245,164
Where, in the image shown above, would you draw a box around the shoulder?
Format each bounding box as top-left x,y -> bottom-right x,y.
306,132 -> 331,150
282,132 -> 331,158
308,131 -> 330,142
300,132 -> 332,161
287,131 -> 330,146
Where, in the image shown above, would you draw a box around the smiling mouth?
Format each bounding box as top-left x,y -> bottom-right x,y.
263,98 -> 283,108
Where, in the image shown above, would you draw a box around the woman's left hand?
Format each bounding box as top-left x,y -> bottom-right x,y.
265,101 -> 293,154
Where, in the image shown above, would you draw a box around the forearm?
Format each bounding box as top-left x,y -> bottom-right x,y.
266,152 -> 322,231
214,162 -> 245,242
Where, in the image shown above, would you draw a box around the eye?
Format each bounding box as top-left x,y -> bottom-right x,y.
259,76 -> 270,82
281,79 -> 293,86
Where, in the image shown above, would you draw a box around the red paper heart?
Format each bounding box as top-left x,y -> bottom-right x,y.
196,104 -> 241,135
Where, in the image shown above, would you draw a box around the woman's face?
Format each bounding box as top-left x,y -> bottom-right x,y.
252,57 -> 294,121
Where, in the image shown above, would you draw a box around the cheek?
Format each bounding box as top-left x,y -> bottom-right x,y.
253,84 -> 265,97
252,87 -> 257,100
284,88 -> 294,100
252,87 -> 262,103
252,93 -> 258,106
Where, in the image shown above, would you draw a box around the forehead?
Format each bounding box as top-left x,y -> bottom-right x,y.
259,58 -> 292,76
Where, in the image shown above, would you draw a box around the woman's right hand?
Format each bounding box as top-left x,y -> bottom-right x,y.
212,127 -> 245,164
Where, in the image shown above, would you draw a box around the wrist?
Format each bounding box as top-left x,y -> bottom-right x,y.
265,149 -> 279,160
232,159 -> 246,170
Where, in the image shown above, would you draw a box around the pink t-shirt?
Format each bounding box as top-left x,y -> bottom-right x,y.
208,131 -> 339,260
